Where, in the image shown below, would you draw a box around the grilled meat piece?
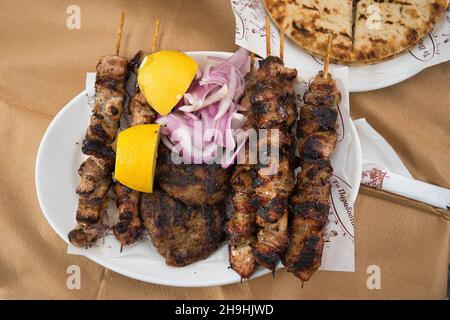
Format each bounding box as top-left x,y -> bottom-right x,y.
157,145 -> 229,206
253,211 -> 289,271
68,224 -> 109,248
112,183 -> 143,246
251,56 -> 297,129
284,72 -> 340,281
295,160 -> 333,203
250,56 -> 298,272
283,198 -> 328,281
140,191 -> 224,267
75,176 -> 112,225
76,157 -> 114,196
298,132 -> 338,162
228,166 -> 258,279
303,71 -> 341,108
129,91 -> 157,126
254,153 -> 294,223
297,104 -> 338,139
68,172 -> 112,247
82,56 -> 128,159
69,55 -> 128,247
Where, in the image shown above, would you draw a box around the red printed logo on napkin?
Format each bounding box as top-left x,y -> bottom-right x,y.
361,168 -> 388,189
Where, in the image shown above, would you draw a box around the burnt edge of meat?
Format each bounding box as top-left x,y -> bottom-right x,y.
291,235 -> 322,271
128,51 -> 145,73
290,201 -> 329,228
95,75 -> 123,92
298,135 -> 330,163
256,197 -> 288,223
297,105 -> 338,138
252,246 -> 281,272
82,139 -> 116,160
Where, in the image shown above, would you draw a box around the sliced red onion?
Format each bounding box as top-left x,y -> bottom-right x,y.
179,84 -> 227,112
157,48 -> 250,166
183,112 -> 199,121
231,111 -> 247,129
225,113 -> 236,150
227,47 -> 249,73
207,56 -> 245,82
214,71 -> 236,120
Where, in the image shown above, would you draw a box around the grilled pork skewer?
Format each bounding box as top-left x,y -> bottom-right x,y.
112,19 -> 160,247
251,55 -> 297,272
228,20 -> 298,276
227,62 -> 259,279
69,13 -> 128,247
250,17 -> 297,272
284,34 -> 340,282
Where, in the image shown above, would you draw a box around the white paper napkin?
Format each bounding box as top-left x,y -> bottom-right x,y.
354,119 -> 450,210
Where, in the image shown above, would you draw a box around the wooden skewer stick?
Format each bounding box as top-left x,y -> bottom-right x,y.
151,17 -> 162,54
250,52 -> 255,72
280,26 -> 285,61
265,16 -> 271,57
114,12 -> 125,56
323,32 -> 333,80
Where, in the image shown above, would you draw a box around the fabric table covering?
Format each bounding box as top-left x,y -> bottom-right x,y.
0,0 -> 448,299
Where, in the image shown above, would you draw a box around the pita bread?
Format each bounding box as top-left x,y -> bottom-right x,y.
353,0 -> 449,64
264,0 -> 449,65
264,0 -> 354,63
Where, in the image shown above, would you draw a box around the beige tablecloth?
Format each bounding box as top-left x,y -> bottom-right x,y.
0,0 -> 449,299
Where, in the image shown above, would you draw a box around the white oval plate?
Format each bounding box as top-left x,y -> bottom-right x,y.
36,51 -> 361,287
349,71 -> 419,92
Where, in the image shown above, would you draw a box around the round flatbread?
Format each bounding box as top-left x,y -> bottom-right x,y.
264,0 -> 449,65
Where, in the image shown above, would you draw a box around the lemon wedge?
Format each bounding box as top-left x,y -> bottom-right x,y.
138,50 -> 198,116
115,124 -> 160,193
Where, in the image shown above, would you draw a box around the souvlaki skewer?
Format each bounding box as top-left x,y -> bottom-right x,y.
250,18 -> 297,273
284,33 -> 341,282
69,13 -> 128,247
227,17 -> 298,276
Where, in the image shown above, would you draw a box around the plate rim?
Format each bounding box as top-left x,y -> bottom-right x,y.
35,51 -> 362,287
349,70 -> 421,92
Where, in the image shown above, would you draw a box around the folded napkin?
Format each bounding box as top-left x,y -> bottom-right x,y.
354,119 -> 450,210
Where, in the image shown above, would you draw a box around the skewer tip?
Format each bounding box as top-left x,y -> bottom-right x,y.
280,26 -> 285,61
250,52 -> 255,72
151,17 -> 162,54
265,16 -> 271,57
323,32 -> 333,80
114,11 -> 126,56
